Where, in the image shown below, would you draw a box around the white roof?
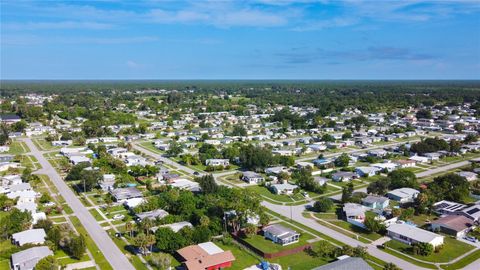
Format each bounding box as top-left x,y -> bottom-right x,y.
198,241 -> 224,255
387,188 -> 419,198
388,223 -> 443,244
12,229 -> 46,246
11,246 -> 53,270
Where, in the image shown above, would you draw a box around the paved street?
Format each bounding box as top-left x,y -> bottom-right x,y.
22,138 -> 135,270
415,160 -> 471,178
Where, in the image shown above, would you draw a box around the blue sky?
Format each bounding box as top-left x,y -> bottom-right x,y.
1,0 -> 479,80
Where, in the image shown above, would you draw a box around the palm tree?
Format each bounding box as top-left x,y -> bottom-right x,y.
146,234 -> 156,252
125,222 -> 133,237
140,219 -> 154,235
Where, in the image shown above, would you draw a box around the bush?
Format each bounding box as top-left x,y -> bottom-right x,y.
313,197 -> 334,212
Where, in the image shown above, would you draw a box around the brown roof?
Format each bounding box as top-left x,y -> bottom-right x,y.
177,244 -> 235,270
432,215 -> 473,232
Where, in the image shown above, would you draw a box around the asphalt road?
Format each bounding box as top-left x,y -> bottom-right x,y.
415,160 -> 471,178
22,138 -> 135,270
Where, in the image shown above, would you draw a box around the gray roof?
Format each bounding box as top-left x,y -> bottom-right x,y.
243,171 -> 263,179
136,209 -> 169,221
110,187 -> 142,200
12,229 -> 46,246
11,246 -> 53,270
362,195 -> 389,205
387,223 -> 443,243
312,257 -> 373,270
263,223 -> 299,237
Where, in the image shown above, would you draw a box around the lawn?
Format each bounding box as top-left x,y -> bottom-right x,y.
441,249 -> 480,270
69,216 -> 113,270
268,241 -> 331,270
385,237 -> 474,263
89,208 -> 106,222
329,220 -> 382,241
214,241 -> 260,270
241,222 -> 314,254
406,213 -> 439,227
32,137 -> 59,151
246,185 -> 303,203
7,141 -> 29,154
138,141 -> 164,155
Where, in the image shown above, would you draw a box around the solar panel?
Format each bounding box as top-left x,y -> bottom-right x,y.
466,208 -> 480,215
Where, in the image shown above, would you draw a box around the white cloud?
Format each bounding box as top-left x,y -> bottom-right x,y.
126,60 -> 142,69
3,21 -> 113,30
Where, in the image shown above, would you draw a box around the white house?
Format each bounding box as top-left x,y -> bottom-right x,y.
205,159 -> 230,167
387,188 -> 420,203
387,223 -> 444,247
242,171 -> 264,184
263,224 -> 300,246
12,229 -> 47,246
270,183 -> 298,195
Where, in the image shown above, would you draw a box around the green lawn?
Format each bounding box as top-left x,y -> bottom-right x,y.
246,185 -> 303,203
32,137 -> 59,151
268,241 -> 331,270
214,241 -> 261,270
89,208 -> 106,222
329,220 -> 382,241
385,237 -> 474,263
138,142 -> 164,155
69,216 -> 113,270
441,249 -> 480,270
7,141 -> 29,154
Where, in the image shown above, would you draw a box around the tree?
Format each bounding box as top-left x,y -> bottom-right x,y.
429,173 -> 470,203
148,252 -> 171,270
313,197 -> 334,212
341,182 -> 354,203
243,223 -> 257,238
308,240 -> 335,258
0,208 -> 32,239
65,162 -> 90,181
80,169 -> 102,192
367,177 -> 390,195
231,124 -> 247,136
334,153 -> 350,167
69,235 -> 86,259
134,233 -> 148,255
196,174 -> 218,194
166,141 -> 183,157
399,207 -> 415,221
414,192 -> 433,214
239,144 -> 274,171
39,193 -> 52,204
125,222 -> 134,237
388,169 -> 417,189
155,227 -> 186,253
35,255 -> 58,270
416,109 -> 432,119
412,242 -> 433,256
454,123 -> 465,133
364,215 -> 384,233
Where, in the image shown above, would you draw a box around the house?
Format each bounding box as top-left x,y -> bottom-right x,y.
242,171 -> 264,184
432,200 -> 467,215
124,197 -> 145,209
158,221 -> 193,233
169,178 -> 201,192
368,149 -> 388,158
331,171 -> 357,182
455,171 -> 477,182
177,242 -> 235,270
110,187 -> 143,202
69,155 -> 91,165
0,114 -> 21,124
205,159 -> 230,167
136,209 -> 169,221
12,229 -> 46,246
265,166 -> 287,175
313,176 -> 329,186
343,203 -> 367,228
387,188 -> 419,203
0,154 -> 14,162
409,155 -> 430,163
263,224 -> 300,246
362,195 -> 390,210
99,174 -> 115,191
394,159 -> 416,168
355,166 -> 380,177
371,162 -> 398,172
387,223 -> 444,247
431,215 -> 473,238
270,183 -> 298,195
460,204 -> 480,222
11,246 -> 53,270
312,256 -> 374,270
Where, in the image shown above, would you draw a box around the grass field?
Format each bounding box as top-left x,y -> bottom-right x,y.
214,241 -> 261,270
385,237 -> 474,263
441,249 -> 480,270
246,185 -> 304,203
7,141 -> 29,154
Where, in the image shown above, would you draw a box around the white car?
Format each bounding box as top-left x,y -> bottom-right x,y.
43,202 -> 56,207
113,214 -> 125,220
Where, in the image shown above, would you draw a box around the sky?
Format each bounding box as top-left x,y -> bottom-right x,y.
1,0 -> 479,80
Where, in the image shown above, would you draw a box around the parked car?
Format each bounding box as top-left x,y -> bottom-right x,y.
193,171 -> 200,176
464,236 -> 477,243
113,214 -> 125,220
